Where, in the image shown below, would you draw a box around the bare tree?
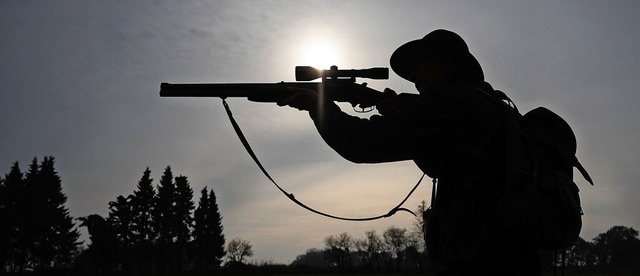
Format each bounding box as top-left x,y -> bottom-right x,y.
383,226 -> 409,270
226,238 -> 253,264
324,232 -> 353,269
354,230 -> 384,270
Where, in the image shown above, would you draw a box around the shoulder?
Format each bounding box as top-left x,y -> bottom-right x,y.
441,84 -> 491,101
412,84 -> 495,110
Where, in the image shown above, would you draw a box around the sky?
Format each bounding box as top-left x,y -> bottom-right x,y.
1,0 -> 639,264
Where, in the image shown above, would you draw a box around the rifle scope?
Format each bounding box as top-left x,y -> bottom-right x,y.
295,65 -> 388,81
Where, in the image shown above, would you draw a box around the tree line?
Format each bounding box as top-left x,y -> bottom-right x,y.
290,225 -> 428,273
2,156 -> 640,274
0,157 -> 237,274
288,225 -> 640,274
559,226 -> 640,273
75,166 -> 228,274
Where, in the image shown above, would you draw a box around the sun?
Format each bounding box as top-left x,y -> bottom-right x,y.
297,38 -> 342,69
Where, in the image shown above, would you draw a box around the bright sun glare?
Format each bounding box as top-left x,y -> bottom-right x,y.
298,38 -> 342,69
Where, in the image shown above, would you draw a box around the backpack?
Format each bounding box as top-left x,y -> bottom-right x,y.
497,94 -> 594,250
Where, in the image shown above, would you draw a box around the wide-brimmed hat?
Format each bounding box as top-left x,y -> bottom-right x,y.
390,29 -> 484,82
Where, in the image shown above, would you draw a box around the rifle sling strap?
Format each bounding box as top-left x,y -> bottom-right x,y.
222,98 -> 423,221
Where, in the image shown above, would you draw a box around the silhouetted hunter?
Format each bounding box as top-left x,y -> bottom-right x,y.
278,29 -> 541,275
161,28 -> 592,274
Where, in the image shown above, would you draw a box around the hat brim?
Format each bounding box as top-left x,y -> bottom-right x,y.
390,39 -> 484,82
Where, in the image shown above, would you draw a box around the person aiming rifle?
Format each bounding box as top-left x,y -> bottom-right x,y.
161,29 -> 549,275
278,29 -> 541,275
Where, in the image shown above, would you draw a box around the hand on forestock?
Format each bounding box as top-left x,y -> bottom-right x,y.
376,88 -> 400,115
376,89 -> 420,115
277,87 -> 318,111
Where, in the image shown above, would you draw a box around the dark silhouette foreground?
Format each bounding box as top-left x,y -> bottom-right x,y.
280,29 -> 549,275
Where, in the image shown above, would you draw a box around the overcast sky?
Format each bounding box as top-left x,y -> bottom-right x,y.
2,0 -> 639,264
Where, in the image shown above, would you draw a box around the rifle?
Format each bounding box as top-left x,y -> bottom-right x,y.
159,65 -> 425,221
160,66 -> 389,109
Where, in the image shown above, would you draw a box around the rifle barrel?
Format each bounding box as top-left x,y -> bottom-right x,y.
160,82 -> 296,97
160,81 -> 385,106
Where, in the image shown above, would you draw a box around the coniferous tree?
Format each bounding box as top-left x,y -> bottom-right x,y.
130,167 -> 156,271
1,162 -> 27,272
43,157 -> 80,268
109,196 -> 134,245
22,158 -> 40,269
25,157 -> 80,270
209,189 -> 226,267
174,175 -> 194,271
154,166 -> 176,245
108,195 -> 135,271
131,168 -> 156,243
174,175 -> 194,246
192,187 -> 211,270
192,187 -> 225,270
25,157 -> 50,269
154,166 -> 177,271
